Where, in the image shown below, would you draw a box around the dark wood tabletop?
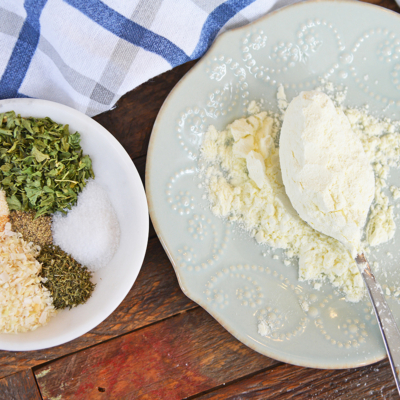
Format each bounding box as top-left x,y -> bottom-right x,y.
1,0 -> 400,398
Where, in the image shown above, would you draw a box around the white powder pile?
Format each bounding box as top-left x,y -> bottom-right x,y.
280,91 -> 375,257
199,91 -> 400,302
52,180 -> 120,271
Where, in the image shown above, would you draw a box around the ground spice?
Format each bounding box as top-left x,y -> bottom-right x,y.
38,245 -> 95,310
9,211 -> 53,247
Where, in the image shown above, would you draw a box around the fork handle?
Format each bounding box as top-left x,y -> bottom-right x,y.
356,253 -> 400,394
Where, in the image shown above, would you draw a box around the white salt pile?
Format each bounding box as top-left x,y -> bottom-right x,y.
52,180 -> 120,271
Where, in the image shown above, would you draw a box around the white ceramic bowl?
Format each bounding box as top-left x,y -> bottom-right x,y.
0,99 -> 148,351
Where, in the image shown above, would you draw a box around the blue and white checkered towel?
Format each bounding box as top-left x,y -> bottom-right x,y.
0,0 -> 300,117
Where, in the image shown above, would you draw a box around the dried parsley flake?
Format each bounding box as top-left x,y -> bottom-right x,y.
0,111 -> 94,217
38,245 -> 95,310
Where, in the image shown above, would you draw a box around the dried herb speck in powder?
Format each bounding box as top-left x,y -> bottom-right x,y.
38,245 -> 95,310
10,210 -> 52,247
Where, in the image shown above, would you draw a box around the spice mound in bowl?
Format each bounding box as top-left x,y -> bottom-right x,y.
9,211 -> 52,247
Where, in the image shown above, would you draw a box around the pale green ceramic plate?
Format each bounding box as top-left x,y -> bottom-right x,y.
146,0 -> 400,368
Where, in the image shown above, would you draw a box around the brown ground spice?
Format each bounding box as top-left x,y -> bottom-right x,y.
9,211 -> 53,247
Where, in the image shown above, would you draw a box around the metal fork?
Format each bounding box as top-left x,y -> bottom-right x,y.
356,253 -> 400,394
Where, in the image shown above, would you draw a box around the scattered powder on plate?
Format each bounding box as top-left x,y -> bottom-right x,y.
199,89 -> 400,302
258,318 -> 275,337
52,180 -> 120,271
0,222 -> 56,333
390,186 -> 400,200
345,107 -> 400,247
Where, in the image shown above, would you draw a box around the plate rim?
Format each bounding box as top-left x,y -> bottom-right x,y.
0,97 -> 149,351
146,0 -> 399,369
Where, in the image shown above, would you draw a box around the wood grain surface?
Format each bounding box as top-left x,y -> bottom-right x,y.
34,308 -> 278,400
194,359 -> 397,399
132,155 -> 156,239
0,370 -> 42,400
1,1 -> 400,399
0,238 -> 195,378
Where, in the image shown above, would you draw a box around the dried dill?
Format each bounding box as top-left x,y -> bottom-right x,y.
38,245 -> 95,310
9,210 -> 52,247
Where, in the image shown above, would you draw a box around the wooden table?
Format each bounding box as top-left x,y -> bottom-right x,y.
1,0 -> 400,398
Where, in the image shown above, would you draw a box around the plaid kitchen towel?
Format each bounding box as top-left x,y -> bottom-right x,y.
0,0 -> 302,117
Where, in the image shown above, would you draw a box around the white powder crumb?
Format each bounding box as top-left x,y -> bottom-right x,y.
366,205 -> 395,246
334,89 -> 347,105
257,313 -> 281,336
284,259 -> 291,266
247,100 -> 261,115
273,255 -> 279,260
386,287 -> 391,296
313,282 -> 322,291
258,319 -> 272,336
52,180 -> 120,271
390,186 -> 400,200
277,84 -> 288,114
325,82 -> 334,92
315,80 -> 347,105
300,300 -> 309,312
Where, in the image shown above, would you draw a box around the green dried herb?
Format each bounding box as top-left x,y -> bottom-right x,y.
0,111 -> 94,217
38,245 -> 95,309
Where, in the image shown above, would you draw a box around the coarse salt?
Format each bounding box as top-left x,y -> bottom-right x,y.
51,180 -> 120,271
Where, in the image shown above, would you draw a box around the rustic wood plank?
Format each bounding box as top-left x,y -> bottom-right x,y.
132,155 -> 146,186
0,369 -> 42,400
93,60 -> 197,161
132,155 -> 156,239
0,237 -> 195,378
34,307 -> 278,400
362,0 -> 400,12
193,359 -> 397,399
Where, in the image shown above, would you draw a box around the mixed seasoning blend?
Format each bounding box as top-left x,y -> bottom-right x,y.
0,111 -> 119,334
